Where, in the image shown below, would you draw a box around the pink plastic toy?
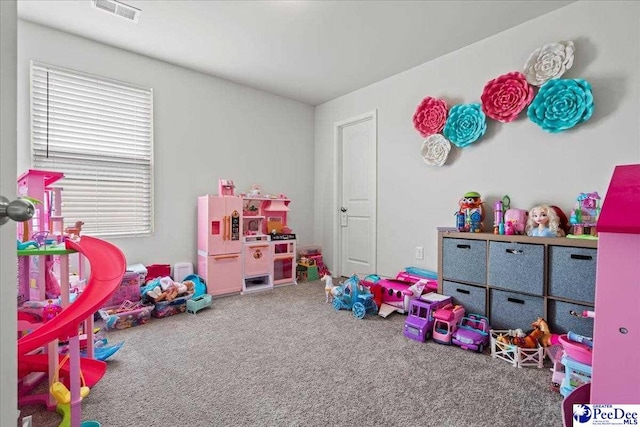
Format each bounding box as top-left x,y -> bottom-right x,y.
403,293 -> 453,342
432,304 -> 466,345
504,208 -> 528,234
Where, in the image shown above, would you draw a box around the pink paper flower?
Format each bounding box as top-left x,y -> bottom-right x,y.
481,71 -> 535,123
412,96 -> 448,137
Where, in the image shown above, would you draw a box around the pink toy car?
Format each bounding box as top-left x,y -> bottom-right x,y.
451,314 -> 490,353
432,304 -> 465,345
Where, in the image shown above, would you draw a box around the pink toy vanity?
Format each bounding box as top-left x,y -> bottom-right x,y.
590,164 -> 640,404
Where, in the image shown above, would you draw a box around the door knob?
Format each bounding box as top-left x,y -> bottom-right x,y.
0,196 -> 35,226
340,207 -> 347,213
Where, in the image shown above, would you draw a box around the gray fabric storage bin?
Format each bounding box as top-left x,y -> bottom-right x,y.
443,281 -> 486,316
488,241 -> 544,295
442,238 -> 486,285
548,300 -> 594,338
549,246 -> 597,304
490,289 -> 544,331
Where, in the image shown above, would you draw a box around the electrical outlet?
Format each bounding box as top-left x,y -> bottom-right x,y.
415,246 -> 424,260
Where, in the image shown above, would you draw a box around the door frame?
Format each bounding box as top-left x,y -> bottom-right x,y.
332,110 -> 377,278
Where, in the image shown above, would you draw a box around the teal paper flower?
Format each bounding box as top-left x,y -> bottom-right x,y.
527,78 -> 594,133
443,103 -> 487,148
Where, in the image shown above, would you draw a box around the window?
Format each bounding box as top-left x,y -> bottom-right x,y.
30,61 -> 153,238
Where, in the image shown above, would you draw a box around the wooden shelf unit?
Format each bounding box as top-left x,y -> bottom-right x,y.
437,229 -> 597,336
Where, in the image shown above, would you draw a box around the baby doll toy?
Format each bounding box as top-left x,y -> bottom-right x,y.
526,205 -> 565,237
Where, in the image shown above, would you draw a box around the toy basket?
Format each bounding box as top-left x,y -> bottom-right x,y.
490,329 -> 545,368
152,293 -> 193,318
99,302 -> 153,330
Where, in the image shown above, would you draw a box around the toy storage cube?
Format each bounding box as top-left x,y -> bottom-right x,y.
442,238 -> 486,285
548,246 -> 597,304
152,293 -> 193,318
488,242 -> 544,295
442,281 -> 486,316
548,300 -> 594,338
103,272 -> 141,308
489,289 -> 543,331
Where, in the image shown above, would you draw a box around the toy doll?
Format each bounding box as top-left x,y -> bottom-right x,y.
526,205 -> 565,237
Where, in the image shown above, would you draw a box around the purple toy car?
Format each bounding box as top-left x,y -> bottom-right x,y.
451,314 -> 490,353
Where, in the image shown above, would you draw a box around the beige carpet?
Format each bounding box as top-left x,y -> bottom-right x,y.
20,281 -> 564,427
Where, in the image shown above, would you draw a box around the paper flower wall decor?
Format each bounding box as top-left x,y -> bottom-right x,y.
443,103 -> 487,148
527,78 -> 594,133
523,40 -> 575,86
421,134 -> 451,167
412,96 -> 448,137
481,71 -> 535,123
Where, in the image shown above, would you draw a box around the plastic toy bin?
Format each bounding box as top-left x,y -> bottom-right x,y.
560,355 -> 592,397
152,293 -> 193,318
103,272 -> 141,308
100,305 -> 153,330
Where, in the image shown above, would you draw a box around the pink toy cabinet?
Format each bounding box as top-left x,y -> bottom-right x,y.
590,164 -> 640,404
197,195 -> 243,296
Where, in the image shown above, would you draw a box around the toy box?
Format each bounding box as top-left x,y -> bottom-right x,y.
560,354 -> 592,397
103,272 -> 141,308
490,329 -> 545,368
152,293 -> 193,318
145,263 -> 171,282
99,303 -> 153,330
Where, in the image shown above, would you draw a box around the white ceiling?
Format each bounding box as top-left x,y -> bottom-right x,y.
17,0 -> 575,106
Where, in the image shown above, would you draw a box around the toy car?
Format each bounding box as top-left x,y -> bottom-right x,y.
451,314 -> 490,353
332,275 -> 378,319
402,293 -> 452,342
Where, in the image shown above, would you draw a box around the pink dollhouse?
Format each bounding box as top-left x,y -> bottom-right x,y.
590,164 -> 640,404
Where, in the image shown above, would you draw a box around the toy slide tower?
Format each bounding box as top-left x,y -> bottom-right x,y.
16,169 -> 64,302
17,169 -> 64,242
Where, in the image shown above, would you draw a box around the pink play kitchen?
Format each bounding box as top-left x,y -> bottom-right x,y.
197,180 -> 296,296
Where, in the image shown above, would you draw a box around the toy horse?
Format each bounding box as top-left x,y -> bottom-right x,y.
531,317 -> 554,347
323,274 -> 335,303
496,328 -> 542,349
64,220 -> 84,237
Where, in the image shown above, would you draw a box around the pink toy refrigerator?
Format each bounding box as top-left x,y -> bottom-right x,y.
197,195 -> 243,296
590,164 -> 640,404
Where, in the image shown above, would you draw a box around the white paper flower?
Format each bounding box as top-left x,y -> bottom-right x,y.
421,134 -> 451,167
523,41 -> 575,86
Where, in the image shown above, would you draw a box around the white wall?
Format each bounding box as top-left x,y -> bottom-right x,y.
314,1 -> 640,278
17,20 -> 315,268
1,2 -> 18,424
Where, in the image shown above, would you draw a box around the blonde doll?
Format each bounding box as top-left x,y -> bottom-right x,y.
526,205 -> 565,237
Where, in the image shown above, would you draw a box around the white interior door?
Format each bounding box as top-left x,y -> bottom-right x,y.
0,1 -> 18,424
335,111 -> 377,277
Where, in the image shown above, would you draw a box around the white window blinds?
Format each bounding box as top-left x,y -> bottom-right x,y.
30,61 -> 153,238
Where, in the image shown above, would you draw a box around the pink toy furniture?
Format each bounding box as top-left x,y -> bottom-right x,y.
590,164 -> 640,404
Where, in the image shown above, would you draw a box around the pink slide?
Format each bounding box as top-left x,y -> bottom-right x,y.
18,236 -> 126,382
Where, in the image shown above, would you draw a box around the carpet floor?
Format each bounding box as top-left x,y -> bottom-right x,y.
19,280 -> 564,427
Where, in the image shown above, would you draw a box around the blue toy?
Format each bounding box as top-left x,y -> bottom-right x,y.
331,275 -> 378,319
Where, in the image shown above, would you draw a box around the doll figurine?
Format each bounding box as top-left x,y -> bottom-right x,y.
526,205 -> 565,237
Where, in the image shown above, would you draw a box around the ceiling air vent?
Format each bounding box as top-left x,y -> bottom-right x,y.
91,0 -> 141,23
